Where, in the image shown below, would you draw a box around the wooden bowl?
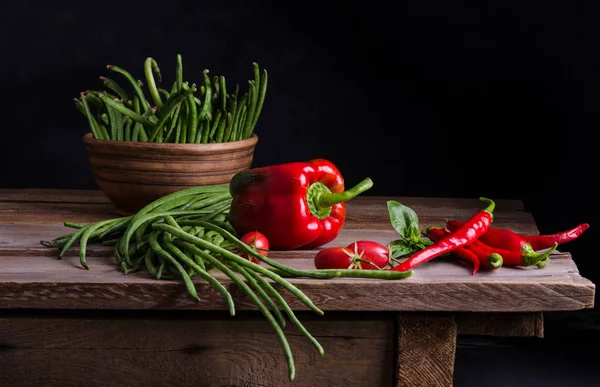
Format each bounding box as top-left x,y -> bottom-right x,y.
82,133 -> 258,215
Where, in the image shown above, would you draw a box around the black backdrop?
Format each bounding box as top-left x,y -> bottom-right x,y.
1,1 -> 599,385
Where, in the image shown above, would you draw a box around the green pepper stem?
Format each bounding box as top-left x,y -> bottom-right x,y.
479,197 -> 496,214
316,178 -> 373,210
487,253 -> 503,269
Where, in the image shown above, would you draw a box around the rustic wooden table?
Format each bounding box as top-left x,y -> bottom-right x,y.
0,190 -> 595,387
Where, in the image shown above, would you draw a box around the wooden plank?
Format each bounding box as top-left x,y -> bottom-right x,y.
0,313 -> 396,387
397,314 -> 456,387
0,189 -> 524,211
0,253 -> 593,312
0,189 -> 111,204
456,312 -> 544,338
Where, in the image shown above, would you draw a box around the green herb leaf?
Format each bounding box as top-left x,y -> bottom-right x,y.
387,200 -> 420,239
388,239 -> 416,259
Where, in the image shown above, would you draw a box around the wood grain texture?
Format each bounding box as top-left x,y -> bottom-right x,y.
0,253 -> 593,312
456,312 -> 544,338
0,314 -> 396,387
397,314 -> 457,387
82,133 -> 257,214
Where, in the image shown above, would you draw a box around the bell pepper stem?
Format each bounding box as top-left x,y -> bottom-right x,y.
316,178 -> 373,210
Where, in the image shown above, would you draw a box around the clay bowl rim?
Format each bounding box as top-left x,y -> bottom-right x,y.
82,132 -> 258,151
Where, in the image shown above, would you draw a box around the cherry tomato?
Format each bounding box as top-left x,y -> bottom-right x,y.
346,240 -> 390,270
240,231 -> 269,264
314,246 -> 356,270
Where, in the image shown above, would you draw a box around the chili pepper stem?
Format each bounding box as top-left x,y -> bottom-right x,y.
479,197 -> 495,219
487,253 -> 503,269
521,242 -> 558,266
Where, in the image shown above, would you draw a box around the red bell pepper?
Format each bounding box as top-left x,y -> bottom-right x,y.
228,158 -> 373,250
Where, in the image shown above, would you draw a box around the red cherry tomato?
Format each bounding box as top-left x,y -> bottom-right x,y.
240,231 -> 269,264
345,240 -> 390,270
314,246 -> 355,270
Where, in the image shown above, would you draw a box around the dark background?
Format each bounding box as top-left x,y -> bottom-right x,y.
1,0 -> 598,385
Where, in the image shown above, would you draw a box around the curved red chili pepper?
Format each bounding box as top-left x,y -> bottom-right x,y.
447,220 -> 589,251
446,222 -> 558,267
426,227 -> 480,275
390,197 -> 495,272
437,227 -> 502,271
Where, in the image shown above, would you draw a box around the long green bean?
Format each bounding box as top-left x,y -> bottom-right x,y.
144,57 -> 164,109
100,76 -> 130,103
192,248 -> 296,381
107,64 -> 150,114
148,231 -> 200,301
96,93 -> 157,128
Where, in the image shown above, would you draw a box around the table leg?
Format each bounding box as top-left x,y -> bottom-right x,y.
396,314 -> 457,387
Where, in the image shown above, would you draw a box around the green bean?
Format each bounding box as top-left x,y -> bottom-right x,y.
148,231 -> 199,301
159,89 -> 170,100
152,190 -> 228,214
198,70 -> 212,121
85,92 -> 104,108
191,248 -> 295,381
101,238 -> 121,246
162,235 -> 235,316
252,67 -> 268,131
214,111 -> 228,143
107,64 -> 150,114
79,218 -> 124,269
165,230 -> 324,315
100,76 -> 130,103
236,105 -> 248,141
234,263 -> 285,327
132,123 -> 141,142
183,84 -> 198,143
243,80 -> 258,139
200,117 -> 211,143
106,102 -> 120,140
219,76 -> 227,111
122,210 -> 220,266
177,221 -> 334,280
80,93 -> 103,139
144,248 -> 158,277
231,104 -> 245,142
144,57 -> 164,109
163,103 -> 182,142
96,93 -> 157,128
74,98 -> 86,118
148,87 -> 196,142
180,113 -> 187,144
176,54 -> 183,92
64,221 -> 87,229
208,110 -> 222,140
95,111 -> 108,129
221,112 -> 233,143
124,117 -> 133,141
99,216 -> 132,239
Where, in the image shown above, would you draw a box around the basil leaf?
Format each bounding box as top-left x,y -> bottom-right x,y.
388,239 -> 416,259
387,200 -> 420,239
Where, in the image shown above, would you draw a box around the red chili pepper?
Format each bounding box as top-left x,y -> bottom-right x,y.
447,220 -> 589,251
228,158 -> 373,250
438,227 -> 502,270
425,227 -> 480,275
446,222 -> 558,267
390,197 -> 495,272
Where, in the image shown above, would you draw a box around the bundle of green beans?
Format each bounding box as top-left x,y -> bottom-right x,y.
73,54 -> 267,144
41,185 -> 412,381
